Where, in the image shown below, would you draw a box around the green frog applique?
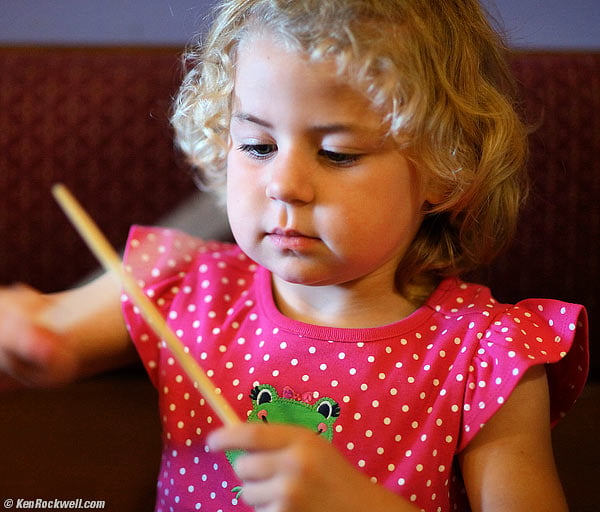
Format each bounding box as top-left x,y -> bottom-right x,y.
226,384 -> 341,498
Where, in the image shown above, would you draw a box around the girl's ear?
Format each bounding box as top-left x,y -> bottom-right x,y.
425,190 -> 446,208
422,175 -> 446,208
406,155 -> 446,208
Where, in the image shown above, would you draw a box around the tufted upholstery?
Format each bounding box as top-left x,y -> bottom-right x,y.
484,53 -> 599,381
0,48 -> 598,511
0,47 -> 195,293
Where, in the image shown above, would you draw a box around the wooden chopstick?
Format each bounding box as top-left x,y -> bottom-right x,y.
52,183 -> 240,426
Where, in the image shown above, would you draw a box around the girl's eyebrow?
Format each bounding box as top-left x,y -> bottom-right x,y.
231,111 -> 373,135
232,112 -> 273,129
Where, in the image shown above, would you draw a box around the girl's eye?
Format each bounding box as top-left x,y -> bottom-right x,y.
238,143 -> 276,160
319,150 -> 361,166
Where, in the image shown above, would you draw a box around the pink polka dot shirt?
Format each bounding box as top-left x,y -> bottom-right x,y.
121,226 -> 589,512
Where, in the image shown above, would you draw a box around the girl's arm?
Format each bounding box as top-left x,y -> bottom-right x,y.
458,365 -> 568,512
0,272 -> 135,389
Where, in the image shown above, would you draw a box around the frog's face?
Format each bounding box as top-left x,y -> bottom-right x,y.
226,384 -> 342,496
248,384 -> 340,441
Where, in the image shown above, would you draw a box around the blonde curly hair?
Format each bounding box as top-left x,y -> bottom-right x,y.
171,0 -> 528,294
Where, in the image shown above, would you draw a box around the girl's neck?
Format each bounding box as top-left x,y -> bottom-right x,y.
271,274 -> 430,329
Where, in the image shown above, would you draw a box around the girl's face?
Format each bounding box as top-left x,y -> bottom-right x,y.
227,33 -> 431,296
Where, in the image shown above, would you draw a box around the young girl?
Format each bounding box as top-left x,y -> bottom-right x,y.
0,1 -> 589,511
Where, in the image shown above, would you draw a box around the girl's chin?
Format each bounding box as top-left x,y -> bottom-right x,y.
270,266 -> 347,288
240,243 -> 346,287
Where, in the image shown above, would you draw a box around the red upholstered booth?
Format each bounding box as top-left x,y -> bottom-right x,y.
0,47 -> 598,511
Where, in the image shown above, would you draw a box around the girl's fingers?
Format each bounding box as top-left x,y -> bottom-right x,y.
238,476 -> 283,508
0,306 -> 78,386
233,451 -> 277,481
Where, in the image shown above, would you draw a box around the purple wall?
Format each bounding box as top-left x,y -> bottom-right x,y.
0,0 -> 598,49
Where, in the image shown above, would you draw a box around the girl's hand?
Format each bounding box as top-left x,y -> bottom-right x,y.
0,284 -> 78,388
0,274 -> 135,390
207,423 -> 419,512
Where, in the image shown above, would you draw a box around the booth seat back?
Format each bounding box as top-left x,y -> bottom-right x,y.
2,48 -> 596,375
0,47 -> 195,292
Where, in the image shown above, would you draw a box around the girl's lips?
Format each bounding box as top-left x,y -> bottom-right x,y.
266,228 -> 320,250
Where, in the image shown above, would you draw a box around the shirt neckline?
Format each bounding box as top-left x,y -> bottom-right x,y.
255,266 -> 454,342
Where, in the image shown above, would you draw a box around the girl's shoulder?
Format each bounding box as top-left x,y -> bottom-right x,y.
428,278 -> 587,338
430,279 -> 589,451
123,225 -> 257,283
120,226 -> 260,386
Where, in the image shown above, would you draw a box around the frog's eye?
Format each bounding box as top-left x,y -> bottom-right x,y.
256,387 -> 273,405
316,399 -> 340,419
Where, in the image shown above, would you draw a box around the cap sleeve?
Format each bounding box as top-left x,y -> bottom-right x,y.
120,225 -> 210,386
458,298 -> 589,451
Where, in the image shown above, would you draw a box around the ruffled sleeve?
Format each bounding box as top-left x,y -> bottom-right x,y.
121,225 -> 216,386
457,298 -> 589,451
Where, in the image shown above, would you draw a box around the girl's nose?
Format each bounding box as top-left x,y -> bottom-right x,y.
265,151 -> 315,205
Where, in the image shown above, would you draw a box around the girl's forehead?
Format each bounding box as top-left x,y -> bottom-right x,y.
236,28 -> 308,63
231,36 -> 389,135
235,30 -> 362,94
235,35 -> 351,97
231,26 -> 398,135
